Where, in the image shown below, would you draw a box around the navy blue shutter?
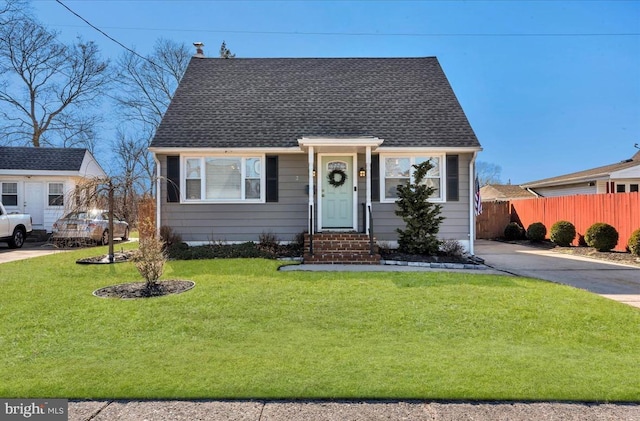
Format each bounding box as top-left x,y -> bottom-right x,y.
166,156 -> 180,203
446,155 -> 459,201
371,155 -> 380,201
266,156 -> 278,202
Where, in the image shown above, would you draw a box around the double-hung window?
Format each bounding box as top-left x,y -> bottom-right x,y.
1,182 -> 18,206
48,183 -> 64,206
380,155 -> 444,202
183,156 -> 264,202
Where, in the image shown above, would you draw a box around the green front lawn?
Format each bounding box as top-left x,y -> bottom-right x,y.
1,246 -> 639,401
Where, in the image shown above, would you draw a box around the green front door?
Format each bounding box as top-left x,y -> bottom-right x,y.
321,155 -> 354,229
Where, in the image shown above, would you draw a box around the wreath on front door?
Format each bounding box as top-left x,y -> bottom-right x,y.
327,168 -> 348,188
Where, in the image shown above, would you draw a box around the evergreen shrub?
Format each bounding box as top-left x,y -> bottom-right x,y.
550,220 -> 576,247
627,228 -> 640,257
504,222 -> 525,241
526,222 -> 547,241
584,222 -> 619,252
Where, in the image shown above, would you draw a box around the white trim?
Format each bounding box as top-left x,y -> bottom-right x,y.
469,151 -> 477,256
298,136 -> 384,148
365,146 -> 372,234
379,153 -> 446,203
179,154 -> 266,204
317,153 -> 358,232
149,146 -> 302,154
377,146 -> 482,153
0,170 -> 83,177
153,154 -> 161,238
308,147 -> 315,234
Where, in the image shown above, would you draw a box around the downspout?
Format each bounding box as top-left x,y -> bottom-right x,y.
526,188 -> 541,197
469,151 -> 477,256
152,153 -> 161,238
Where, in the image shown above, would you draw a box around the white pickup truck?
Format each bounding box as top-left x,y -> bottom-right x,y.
0,202 -> 33,248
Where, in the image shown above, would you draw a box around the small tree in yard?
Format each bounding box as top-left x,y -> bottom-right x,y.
395,160 -> 445,255
133,199 -> 166,296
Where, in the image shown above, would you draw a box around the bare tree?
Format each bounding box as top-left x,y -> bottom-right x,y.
113,128 -> 149,223
0,14 -> 110,148
113,38 -> 191,193
476,161 -> 503,186
114,38 -> 189,130
0,0 -> 27,18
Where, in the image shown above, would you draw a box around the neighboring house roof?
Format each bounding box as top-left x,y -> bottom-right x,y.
0,146 -> 105,176
480,184 -> 537,201
521,151 -> 640,189
150,57 -> 481,150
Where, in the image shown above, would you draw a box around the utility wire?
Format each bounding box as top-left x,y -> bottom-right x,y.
54,0 -> 171,73
50,23 -> 640,38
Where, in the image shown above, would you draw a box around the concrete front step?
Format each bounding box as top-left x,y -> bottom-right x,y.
304,253 -> 381,265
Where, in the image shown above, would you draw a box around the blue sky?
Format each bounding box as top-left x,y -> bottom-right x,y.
31,0 -> 640,184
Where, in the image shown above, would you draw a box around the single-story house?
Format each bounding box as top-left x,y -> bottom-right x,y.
480,184 -> 537,202
0,147 -> 106,231
521,150 -> 640,197
149,54 -> 482,254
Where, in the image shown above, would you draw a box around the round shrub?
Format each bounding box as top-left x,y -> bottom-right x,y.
628,228 -> 640,257
584,222 -> 619,252
550,220 -> 576,247
526,222 -> 547,241
504,222 -> 525,241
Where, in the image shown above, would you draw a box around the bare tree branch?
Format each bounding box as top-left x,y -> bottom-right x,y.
112,38 -> 190,195
476,161 -> 503,186
0,13 -> 110,147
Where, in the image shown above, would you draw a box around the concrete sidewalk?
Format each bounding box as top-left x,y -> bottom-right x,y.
69,400 -> 640,421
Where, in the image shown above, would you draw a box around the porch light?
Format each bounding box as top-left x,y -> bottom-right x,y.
312,169 -> 316,177
359,167 -> 366,178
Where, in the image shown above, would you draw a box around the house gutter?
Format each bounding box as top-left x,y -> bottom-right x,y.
469,151 -> 477,256
525,188 -> 541,197
152,153 -> 161,238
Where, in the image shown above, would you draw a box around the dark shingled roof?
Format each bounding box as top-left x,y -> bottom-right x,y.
0,147 -> 87,171
151,57 -> 481,149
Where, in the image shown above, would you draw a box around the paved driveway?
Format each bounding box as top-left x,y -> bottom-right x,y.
475,240 -> 640,308
0,241 -> 69,263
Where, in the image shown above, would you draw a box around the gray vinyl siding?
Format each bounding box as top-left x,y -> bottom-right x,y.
363,153 -> 472,244
533,184 -> 597,197
159,154 -> 309,242
158,152 -> 473,244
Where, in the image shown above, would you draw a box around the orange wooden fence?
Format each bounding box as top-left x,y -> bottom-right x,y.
477,193 -> 640,251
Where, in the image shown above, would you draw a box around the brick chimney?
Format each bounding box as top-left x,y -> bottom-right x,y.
193,42 -> 205,58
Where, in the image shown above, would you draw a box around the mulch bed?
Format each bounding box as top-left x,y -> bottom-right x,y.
553,246 -> 640,266
379,249 -> 476,264
93,280 -> 195,299
501,239 -> 640,267
77,251 -> 135,264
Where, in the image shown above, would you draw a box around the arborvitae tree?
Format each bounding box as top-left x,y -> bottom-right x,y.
395,160 -> 445,255
219,41 -> 236,59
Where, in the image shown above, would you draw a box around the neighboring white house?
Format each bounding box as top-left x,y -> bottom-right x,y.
0,147 -> 106,232
520,150 -> 640,197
